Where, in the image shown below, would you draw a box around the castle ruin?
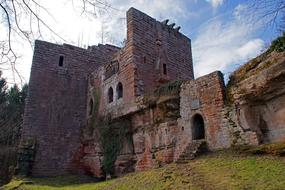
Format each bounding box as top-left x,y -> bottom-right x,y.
19,8 -> 285,178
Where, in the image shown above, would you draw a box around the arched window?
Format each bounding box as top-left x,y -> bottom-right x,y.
89,99 -> 94,116
116,82 -> 123,99
108,87 -> 113,103
192,114 -> 205,140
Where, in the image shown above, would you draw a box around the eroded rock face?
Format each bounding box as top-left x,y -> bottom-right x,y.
131,98 -> 181,171
227,51 -> 285,144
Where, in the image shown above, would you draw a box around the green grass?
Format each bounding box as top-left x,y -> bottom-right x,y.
3,151 -> 285,190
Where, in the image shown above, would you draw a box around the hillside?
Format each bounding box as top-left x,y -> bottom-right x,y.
3,147 -> 285,190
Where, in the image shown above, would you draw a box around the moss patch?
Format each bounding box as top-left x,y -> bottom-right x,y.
234,142 -> 285,156
154,80 -> 183,97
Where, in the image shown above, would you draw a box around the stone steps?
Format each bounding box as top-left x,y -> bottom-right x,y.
176,140 -> 207,164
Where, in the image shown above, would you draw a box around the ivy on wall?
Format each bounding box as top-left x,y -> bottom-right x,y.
89,88 -> 100,130
88,88 -> 131,176
97,116 -> 131,175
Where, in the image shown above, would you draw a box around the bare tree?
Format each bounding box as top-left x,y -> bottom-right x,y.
247,0 -> 285,31
79,0 -> 119,16
0,0 -> 116,84
0,0 -> 67,83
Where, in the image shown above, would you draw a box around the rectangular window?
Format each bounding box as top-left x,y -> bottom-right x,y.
163,64 -> 167,75
59,56 -> 64,67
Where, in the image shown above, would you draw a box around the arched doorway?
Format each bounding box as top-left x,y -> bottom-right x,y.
192,114 -> 205,140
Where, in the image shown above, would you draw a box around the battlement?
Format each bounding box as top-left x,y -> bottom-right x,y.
127,7 -> 189,41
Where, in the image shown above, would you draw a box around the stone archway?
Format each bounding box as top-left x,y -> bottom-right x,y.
192,114 -> 205,140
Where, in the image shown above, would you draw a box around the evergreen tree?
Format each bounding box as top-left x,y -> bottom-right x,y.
0,71 -> 28,185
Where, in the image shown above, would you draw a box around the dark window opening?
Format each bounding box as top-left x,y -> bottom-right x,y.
182,127 -> 184,131
108,87 -> 114,103
116,82 -> 123,99
59,56 -> 64,67
89,99 -> 94,116
143,56 -> 147,64
192,114 -> 205,140
163,63 -> 167,75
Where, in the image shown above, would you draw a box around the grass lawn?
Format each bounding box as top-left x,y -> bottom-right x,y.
3,151 -> 285,190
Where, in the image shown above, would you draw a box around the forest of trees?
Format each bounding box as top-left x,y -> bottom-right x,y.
0,71 -> 28,185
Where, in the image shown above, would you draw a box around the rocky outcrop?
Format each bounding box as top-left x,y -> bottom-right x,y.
227,51 -> 285,144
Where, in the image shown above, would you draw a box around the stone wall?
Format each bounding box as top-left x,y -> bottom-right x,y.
88,8 -> 194,119
178,71 -> 229,150
128,8 -> 194,96
81,71 -> 232,177
21,40 -> 119,176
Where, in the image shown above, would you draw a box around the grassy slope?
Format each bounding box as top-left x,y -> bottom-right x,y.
3,151 -> 285,190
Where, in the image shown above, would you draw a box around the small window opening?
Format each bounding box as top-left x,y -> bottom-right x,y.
108,87 -> 113,103
163,64 -> 167,75
59,56 -> 64,67
116,82 -> 123,99
182,127 -> 184,131
143,56 -> 147,64
89,99 -> 94,116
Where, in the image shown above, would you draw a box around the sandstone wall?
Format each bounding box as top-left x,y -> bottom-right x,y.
74,7 -> 196,178
178,71 -> 229,150
87,8 -> 194,119
128,8 -> 194,96
21,40 -> 119,176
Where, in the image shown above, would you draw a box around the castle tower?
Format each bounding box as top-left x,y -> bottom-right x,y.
88,8 -> 194,118
20,41 -> 119,176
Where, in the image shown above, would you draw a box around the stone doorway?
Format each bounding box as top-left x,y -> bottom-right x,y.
192,114 -> 205,140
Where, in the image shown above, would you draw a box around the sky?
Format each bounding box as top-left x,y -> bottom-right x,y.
0,0 -> 283,85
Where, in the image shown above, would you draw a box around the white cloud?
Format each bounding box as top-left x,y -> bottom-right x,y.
233,4 -> 247,20
237,39 -> 265,60
206,0 -> 224,8
192,4 -> 265,78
